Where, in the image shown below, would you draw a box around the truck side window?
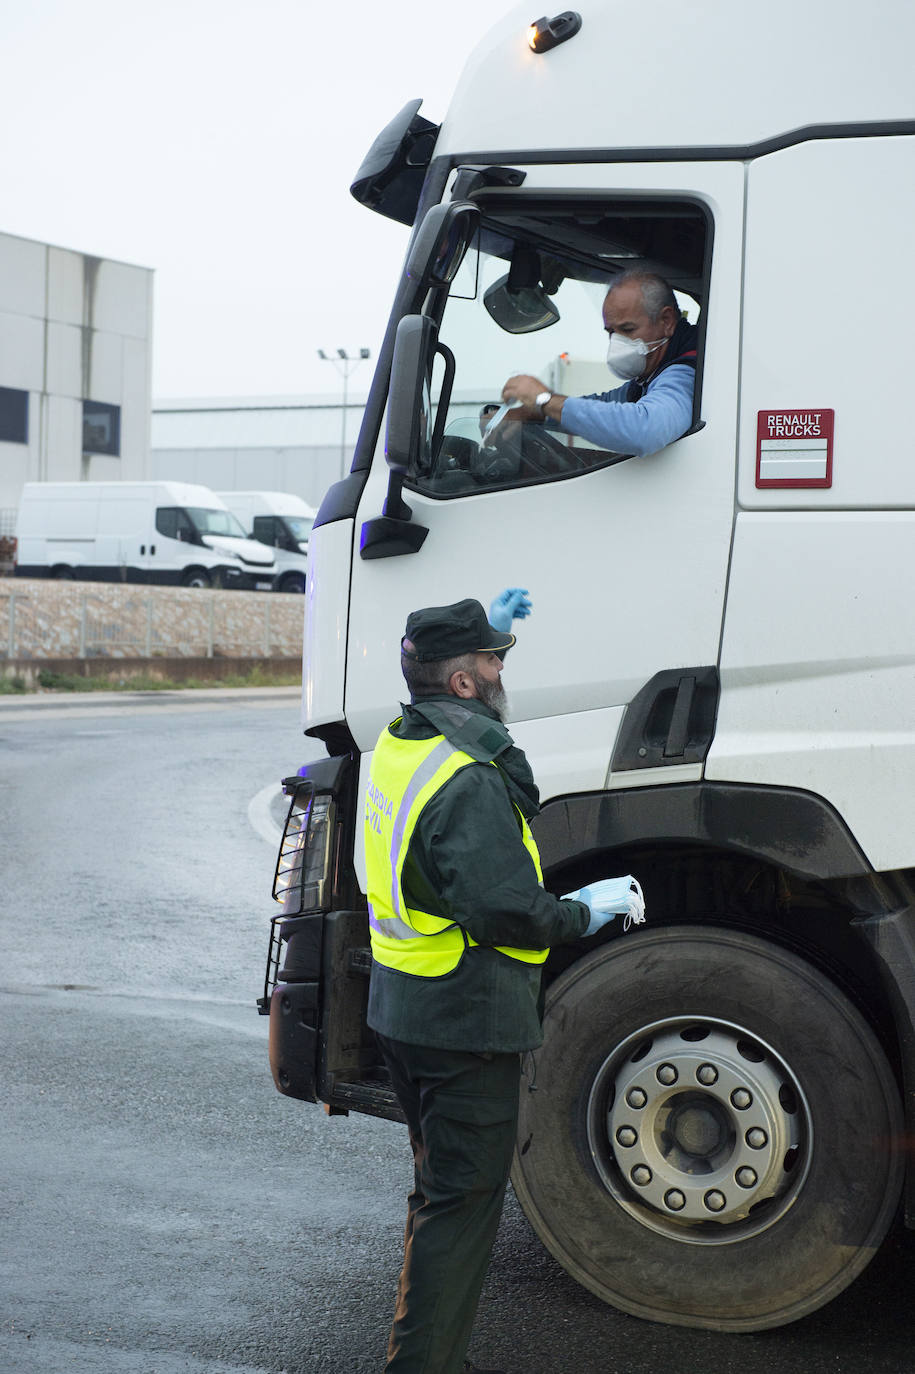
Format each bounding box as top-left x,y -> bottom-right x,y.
409,196 -> 708,499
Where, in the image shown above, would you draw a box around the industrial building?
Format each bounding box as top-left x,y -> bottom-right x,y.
150,394 -> 366,511
0,230 -> 153,519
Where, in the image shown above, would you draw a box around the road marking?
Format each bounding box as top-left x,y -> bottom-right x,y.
248,780 -> 284,848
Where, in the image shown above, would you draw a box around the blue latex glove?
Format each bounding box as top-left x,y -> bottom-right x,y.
489,587 -> 532,632
563,876 -> 646,936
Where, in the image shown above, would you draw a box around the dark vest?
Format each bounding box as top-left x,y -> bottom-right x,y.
626,317 -> 698,402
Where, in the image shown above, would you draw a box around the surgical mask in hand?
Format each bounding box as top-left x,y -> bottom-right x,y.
562,875 -> 646,934
606,332 -> 668,381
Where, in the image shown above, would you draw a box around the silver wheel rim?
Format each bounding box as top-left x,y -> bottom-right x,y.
586,1017 -> 812,1245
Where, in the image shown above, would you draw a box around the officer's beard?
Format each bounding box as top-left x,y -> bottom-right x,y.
471,671 -> 510,723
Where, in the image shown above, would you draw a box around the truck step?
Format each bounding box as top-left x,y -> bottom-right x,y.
329,1078 -> 406,1123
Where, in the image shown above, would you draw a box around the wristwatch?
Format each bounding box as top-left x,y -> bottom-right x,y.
535,390 -> 552,411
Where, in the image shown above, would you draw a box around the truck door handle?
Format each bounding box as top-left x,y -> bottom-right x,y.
664,675 -> 696,758
611,666 -> 720,772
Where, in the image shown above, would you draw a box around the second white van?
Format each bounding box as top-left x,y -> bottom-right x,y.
216,491 -> 315,594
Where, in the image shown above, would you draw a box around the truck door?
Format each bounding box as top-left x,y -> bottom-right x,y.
346,163 -> 744,802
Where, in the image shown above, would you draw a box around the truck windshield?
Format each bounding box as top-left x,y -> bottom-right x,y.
410,196 -> 706,498
188,507 -> 248,538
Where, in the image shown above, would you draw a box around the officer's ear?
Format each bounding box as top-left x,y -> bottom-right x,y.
449,668 -> 477,699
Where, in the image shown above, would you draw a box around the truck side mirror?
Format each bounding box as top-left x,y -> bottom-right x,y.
405,201 -> 479,292
385,314 -> 438,475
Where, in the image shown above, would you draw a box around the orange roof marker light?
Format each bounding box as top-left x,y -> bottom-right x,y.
528,11 -> 582,54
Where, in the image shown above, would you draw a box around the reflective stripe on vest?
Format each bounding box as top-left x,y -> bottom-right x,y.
364,722 -> 549,977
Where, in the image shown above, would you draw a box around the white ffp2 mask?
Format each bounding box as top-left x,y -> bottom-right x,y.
606,332 -> 668,381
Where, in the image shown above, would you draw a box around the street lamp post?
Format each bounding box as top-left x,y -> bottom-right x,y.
318,347 -> 371,480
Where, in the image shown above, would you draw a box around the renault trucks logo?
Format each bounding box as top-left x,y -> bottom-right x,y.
756,409 -> 834,488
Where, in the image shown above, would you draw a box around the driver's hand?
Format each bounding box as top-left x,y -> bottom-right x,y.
485,415 -> 523,447
478,403 -> 502,439
501,374 -> 549,420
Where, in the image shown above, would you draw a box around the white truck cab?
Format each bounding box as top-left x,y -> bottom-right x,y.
260,0 -> 915,1333
16,480 -> 276,589
215,491 -> 314,594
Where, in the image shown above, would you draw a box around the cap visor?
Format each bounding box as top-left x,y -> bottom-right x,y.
479,630 -> 516,656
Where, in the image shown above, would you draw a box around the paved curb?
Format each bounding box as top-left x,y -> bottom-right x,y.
0,685 -> 302,711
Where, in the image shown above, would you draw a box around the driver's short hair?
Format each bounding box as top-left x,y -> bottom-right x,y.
607,270 -> 678,323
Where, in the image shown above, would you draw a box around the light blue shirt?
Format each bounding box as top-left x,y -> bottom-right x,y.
559,363 -> 695,458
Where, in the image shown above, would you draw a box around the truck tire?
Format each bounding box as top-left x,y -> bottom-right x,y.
50,565 -> 75,580
181,567 -> 211,588
512,925 -> 903,1332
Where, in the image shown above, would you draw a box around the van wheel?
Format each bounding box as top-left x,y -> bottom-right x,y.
512,926 -> 903,1332
277,572 -> 306,594
181,567 -> 211,588
50,565 -> 75,580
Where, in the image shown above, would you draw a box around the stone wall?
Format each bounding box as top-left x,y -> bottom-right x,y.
0,578 -> 304,663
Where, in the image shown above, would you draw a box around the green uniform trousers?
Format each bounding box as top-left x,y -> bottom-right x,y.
376,1033 -> 522,1374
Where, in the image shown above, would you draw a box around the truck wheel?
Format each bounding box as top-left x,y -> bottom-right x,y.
50,565 -> 75,580
277,572 -> 306,594
512,926 -> 903,1332
181,567 -> 211,588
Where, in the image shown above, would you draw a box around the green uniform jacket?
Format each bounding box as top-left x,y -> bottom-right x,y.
366,694 -> 590,1052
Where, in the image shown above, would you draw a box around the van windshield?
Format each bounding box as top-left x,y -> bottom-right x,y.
188,507 -> 247,538
284,516 -> 314,542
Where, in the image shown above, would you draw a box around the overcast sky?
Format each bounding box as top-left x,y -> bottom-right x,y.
2,0 -> 512,400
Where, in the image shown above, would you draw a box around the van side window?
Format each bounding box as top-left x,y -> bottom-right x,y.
156,507 -> 195,542
252,515 -> 278,546
410,196 -> 708,499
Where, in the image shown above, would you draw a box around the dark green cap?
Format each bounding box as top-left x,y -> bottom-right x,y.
402,598 -> 515,663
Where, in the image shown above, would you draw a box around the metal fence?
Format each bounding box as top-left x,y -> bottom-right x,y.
1,583 -> 304,661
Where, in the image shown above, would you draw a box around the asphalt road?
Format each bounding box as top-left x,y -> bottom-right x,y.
2,688 -> 914,1374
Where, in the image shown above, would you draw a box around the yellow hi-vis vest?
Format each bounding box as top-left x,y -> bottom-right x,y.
365,724 -> 550,977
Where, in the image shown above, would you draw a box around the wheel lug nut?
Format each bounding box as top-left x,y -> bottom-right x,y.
656,1063 -> 678,1086
664,1189 -> 686,1211
736,1167 -> 758,1189
697,1063 -> 718,1086
627,1087 -> 647,1109
731,1088 -> 752,1110
631,1165 -> 652,1187
704,1189 -> 726,1212
746,1127 -> 768,1149
616,1126 -> 638,1148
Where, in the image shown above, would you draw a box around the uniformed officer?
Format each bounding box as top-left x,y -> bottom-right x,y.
364,595 -> 627,1373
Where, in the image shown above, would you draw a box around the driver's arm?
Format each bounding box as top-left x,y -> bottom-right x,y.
560,364 -> 694,457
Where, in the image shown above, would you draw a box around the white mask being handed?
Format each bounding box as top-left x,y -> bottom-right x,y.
606,331 -> 669,381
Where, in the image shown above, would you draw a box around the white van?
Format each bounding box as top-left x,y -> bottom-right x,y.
15,480 -> 276,589
216,491 -> 315,594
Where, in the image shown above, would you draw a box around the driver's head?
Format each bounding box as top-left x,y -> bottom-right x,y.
602,271 -> 679,366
